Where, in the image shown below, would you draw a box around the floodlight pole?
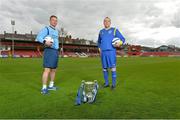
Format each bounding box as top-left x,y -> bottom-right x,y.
60,28 -> 67,58
61,28 -> 64,58
11,20 -> 15,58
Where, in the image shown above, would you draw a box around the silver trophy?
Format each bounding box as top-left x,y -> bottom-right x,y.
81,80 -> 99,103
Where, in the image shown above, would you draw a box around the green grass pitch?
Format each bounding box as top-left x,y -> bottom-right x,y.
0,57 -> 180,119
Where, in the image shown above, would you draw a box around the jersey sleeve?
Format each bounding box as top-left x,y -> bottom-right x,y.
115,28 -> 125,44
97,31 -> 101,48
35,27 -> 48,44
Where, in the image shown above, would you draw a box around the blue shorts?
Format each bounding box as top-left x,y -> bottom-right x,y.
43,48 -> 59,69
101,50 -> 116,69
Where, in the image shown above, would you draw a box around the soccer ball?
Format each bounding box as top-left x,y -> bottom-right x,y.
44,36 -> 54,43
112,37 -> 123,47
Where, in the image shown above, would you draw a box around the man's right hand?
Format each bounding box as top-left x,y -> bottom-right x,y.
44,40 -> 53,47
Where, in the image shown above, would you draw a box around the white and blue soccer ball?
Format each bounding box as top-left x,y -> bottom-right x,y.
44,36 -> 54,43
112,37 -> 123,47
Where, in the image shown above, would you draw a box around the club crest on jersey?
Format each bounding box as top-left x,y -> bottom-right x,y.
108,30 -> 112,34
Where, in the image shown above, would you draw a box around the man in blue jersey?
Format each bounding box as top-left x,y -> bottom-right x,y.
98,17 -> 125,89
36,15 -> 59,94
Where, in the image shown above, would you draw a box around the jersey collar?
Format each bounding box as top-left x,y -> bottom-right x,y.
104,27 -> 112,31
49,25 -> 56,30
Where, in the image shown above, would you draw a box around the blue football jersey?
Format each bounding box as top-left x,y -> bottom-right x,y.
97,27 -> 125,51
36,26 -> 59,50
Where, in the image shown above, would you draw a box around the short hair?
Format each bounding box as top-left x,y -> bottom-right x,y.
50,15 -> 57,20
104,17 -> 111,21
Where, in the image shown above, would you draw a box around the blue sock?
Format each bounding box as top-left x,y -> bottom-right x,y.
103,69 -> 109,85
112,71 -> 116,87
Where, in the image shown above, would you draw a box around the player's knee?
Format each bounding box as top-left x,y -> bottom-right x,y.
44,68 -> 51,73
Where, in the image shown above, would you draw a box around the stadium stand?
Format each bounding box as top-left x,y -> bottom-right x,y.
0,32 -> 180,58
